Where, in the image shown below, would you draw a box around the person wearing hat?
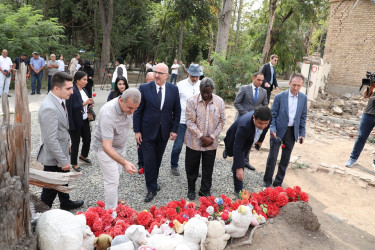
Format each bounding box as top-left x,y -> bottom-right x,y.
110,57 -> 128,90
29,52 -> 45,95
169,64 -> 203,176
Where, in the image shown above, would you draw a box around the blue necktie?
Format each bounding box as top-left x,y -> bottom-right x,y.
254,87 -> 258,103
157,86 -> 162,109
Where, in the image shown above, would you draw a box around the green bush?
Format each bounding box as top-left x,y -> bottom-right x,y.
201,52 -> 261,101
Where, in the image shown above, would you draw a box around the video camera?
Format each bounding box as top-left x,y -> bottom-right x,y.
360,71 -> 375,91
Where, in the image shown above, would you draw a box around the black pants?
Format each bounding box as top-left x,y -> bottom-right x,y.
70,119 -> 91,165
142,128 -> 168,192
41,165 -> 70,207
264,126 -> 296,187
185,146 -> 216,194
83,83 -> 93,98
232,147 -> 250,193
266,90 -> 272,104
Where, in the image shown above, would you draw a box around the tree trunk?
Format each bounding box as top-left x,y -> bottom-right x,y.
154,0 -> 172,62
0,64 -> 36,249
215,0 -> 233,55
99,0 -> 114,82
177,15 -> 186,62
261,0 -> 278,64
234,0 -> 243,53
208,24 -> 214,62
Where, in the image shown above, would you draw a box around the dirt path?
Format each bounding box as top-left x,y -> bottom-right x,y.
221,105 -> 375,249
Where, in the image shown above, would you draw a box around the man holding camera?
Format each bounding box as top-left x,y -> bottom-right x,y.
0,49 -> 13,98
346,82 -> 375,170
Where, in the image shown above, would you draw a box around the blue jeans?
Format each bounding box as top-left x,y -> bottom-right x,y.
170,124 -> 187,169
31,71 -> 43,93
350,113 -> 375,160
170,73 -> 177,85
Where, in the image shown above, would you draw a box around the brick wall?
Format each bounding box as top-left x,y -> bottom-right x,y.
324,0 -> 375,93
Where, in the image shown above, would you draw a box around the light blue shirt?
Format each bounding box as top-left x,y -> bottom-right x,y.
270,62 -> 274,85
253,127 -> 263,144
288,90 -> 298,127
30,56 -> 45,71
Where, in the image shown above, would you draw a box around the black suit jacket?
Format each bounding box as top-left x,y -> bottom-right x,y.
224,111 -> 269,170
260,63 -> 278,91
133,81 -> 181,141
66,84 -> 87,131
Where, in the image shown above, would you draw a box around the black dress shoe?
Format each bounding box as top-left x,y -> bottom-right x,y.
199,190 -> 211,197
31,92 -> 35,95
79,156 -> 92,163
144,191 -> 157,202
223,149 -> 228,159
157,184 -> 161,191
244,162 -> 255,171
60,200 -> 84,210
187,192 -> 195,200
37,92 -> 41,94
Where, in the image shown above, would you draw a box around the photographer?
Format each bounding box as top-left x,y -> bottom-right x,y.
345,83 -> 375,170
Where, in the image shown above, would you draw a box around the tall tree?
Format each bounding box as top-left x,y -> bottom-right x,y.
99,0 -> 114,77
234,0 -> 243,53
261,0 -> 278,64
215,0 -> 233,55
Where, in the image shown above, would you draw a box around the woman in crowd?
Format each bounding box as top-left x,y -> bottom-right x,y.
57,54 -> 65,72
66,71 -> 94,172
81,60 -> 94,98
107,76 -> 129,101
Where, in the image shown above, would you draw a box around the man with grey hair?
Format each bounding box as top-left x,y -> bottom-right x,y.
0,49 -> 13,97
47,54 -> 59,92
92,88 -> 141,209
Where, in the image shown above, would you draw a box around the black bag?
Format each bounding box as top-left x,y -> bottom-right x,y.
87,107 -> 96,122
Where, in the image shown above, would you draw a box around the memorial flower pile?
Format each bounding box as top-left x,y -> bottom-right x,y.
78,186 -> 308,237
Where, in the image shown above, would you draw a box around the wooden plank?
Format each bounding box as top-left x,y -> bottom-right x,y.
29,168 -> 82,185
29,179 -> 76,193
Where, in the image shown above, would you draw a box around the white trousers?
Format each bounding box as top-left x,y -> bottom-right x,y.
0,73 -> 11,96
96,150 -> 124,210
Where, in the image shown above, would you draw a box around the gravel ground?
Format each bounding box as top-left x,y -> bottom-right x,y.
29,102 -> 265,213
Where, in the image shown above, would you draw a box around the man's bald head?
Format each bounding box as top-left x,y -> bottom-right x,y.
145,72 -> 155,83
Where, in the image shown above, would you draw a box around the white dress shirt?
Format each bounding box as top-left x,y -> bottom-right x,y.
288,90 -> 298,127
155,83 -> 166,110
253,127 -> 263,144
177,78 -> 201,124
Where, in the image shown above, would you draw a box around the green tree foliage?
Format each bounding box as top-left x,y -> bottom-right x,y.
0,4 -> 65,56
202,52 -> 260,101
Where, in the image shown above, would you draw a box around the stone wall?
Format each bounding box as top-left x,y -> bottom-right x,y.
324,0 -> 375,94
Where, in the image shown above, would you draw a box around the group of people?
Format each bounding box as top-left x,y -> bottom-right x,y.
36,54 -> 309,211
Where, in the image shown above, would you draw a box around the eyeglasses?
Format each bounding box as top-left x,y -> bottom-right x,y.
154,71 -> 167,75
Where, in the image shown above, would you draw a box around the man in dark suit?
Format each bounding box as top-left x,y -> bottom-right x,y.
263,73 -> 307,188
133,63 -> 181,202
260,54 -> 279,103
37,71 -> 84,210
233,72 -> 268,170
224,106 -> 272,196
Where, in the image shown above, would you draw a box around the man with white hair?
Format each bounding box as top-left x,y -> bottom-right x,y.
92,88 -> 141,209
47,54 -> 59,92
0,49 -> 13,97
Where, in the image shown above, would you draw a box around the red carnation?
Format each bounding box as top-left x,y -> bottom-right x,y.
139,168 -> 144,174
268,189 -> 280,202
186,202 -> 196,210
274,186 -> 284,193
266,203 -> 280,218
294,186 -> 302,195
150,206 -> 156,215
282,144 -> 286,149
299,192 -> 309,202
166,208 -> 178,220
285,187 -> 297,201
93,219 -> 103,232
96,200 -> 105,207
137,211 -> 153,227
276,193 -> 289,207
221,212 -> 229,221
93,93 -> 97,97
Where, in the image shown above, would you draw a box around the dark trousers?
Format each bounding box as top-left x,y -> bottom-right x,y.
266,90 -> 272,104
232,147 -> 250,193
83,83 -> 93,98
69,119 -> 91,165
185,146 -> 216,194
47,75 -> 52,92
142,128 -> 168,192
264,126 -> 296,187
137,143 -> 144,167
41,165 -> 70,207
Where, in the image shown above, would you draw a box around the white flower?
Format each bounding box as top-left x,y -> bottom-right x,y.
206,206 -> 214,215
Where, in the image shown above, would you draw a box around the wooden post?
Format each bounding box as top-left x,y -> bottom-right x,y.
0,63 -> 36,248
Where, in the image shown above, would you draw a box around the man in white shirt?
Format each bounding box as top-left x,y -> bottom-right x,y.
170,64 -> 203,176
68,54 -> 80,77
0,49 -> 13,97
110,57 -> 128,90
170,59 -> 179,85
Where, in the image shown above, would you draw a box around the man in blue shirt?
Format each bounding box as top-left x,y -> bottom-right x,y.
29,52 -> 45,95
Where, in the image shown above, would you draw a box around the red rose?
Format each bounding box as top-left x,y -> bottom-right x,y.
139,168 -> 144,174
